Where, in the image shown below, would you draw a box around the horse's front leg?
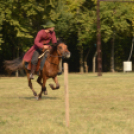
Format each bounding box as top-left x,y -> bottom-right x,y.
49,76 -> 60,90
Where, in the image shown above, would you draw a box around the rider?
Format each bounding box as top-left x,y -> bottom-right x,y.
23,20 -> 58,79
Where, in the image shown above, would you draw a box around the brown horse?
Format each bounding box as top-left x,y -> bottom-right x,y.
4,41 -> 70,100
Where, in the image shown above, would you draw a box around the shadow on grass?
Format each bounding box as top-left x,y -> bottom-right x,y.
19,96 -> 59,101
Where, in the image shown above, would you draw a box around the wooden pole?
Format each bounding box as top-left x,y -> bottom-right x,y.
64,63 -> 69,127
93,51 -> 97,73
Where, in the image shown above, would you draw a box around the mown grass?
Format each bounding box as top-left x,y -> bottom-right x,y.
0,73 -> 134,134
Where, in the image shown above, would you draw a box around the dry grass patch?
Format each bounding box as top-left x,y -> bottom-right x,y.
0,73 -> 134,134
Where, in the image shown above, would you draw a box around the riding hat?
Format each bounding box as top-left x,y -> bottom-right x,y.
41,21 -> 55,29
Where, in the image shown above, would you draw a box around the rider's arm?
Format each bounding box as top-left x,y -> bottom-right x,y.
34,30 -> 45,49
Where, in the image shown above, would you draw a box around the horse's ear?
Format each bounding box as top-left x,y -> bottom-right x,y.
52,43 -> 57,46
57,39 -> 61,44
57,38 -> 65,44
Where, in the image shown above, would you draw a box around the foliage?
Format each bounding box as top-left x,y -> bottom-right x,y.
0,0 -> 134,73
100,2 -> 133,42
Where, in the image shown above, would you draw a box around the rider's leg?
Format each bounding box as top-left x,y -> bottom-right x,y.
30,50 -> 40,79
40,51 -> 49,71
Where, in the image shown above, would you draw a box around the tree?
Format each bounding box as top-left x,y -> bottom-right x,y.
100,2 -> 133,72
0,0 -> 134,74
0,0 -> 56,74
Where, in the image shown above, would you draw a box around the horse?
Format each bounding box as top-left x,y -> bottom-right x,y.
4,41 -> 71,100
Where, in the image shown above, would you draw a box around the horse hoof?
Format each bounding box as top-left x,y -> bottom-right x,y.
35,96 -> 39,100
35,96 -> 42,100
49,84 -> 60,90
49,84 -> 54,90
44,91 -> 48,95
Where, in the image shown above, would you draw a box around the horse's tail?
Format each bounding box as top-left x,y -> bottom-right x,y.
4,54 -> 25,73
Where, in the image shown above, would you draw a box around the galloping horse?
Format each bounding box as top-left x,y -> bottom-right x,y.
4,41 -> 70,100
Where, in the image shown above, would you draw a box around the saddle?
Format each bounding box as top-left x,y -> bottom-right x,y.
25,50 -> 49,72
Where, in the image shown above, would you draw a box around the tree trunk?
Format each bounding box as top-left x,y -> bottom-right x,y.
79,47 -> 84,73
15,46 -> 19,77
83,47 -> 90,73
92,51 -> 97,73
83,61 -> 88,73
110,38 -> 115,72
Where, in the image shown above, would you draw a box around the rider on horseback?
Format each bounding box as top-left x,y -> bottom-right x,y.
23,20 -> 60,79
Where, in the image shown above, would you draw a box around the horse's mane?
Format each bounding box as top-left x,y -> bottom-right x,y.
50,39 -> 65,54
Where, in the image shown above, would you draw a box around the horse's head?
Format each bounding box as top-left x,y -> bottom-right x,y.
57,42 -> 71,59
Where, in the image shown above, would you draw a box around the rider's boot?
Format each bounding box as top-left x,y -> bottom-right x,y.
29,64 -> 36,79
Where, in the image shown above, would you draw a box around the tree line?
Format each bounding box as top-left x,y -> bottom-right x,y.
0,0 -> 134,74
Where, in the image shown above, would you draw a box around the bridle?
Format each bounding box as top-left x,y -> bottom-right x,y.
49,47 -> 65,58
46,46 -> 65,65
49,54 -> 63,58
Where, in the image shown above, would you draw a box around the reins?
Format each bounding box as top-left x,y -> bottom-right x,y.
49,54 -> 63,58
46,55 -> 62,65
49,46 -> 65,58
46,49 -> 63,65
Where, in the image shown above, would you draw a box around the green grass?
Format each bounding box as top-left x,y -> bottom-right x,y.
0,73 -> 134,134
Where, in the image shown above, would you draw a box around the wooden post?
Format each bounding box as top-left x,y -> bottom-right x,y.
93,51 -> 97,73
64,63 -> 69,127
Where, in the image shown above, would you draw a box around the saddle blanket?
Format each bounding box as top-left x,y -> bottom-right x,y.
25,51 -> 49,71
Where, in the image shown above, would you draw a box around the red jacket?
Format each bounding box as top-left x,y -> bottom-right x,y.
23,30 -> 57,62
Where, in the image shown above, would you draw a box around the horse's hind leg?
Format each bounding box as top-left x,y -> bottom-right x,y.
37,71 -> 47,95
37,76 -> 48,100
25,69 -> 37,96
49,76 -> 60,90
37,71 -> 43,86
37,76 -> 43,86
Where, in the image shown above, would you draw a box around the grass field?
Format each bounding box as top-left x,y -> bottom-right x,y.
0,73 -> 134,134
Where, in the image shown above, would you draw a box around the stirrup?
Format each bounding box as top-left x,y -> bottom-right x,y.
29,73 -> 34,79
57,72 -> 62,75
57,71 -> 62,75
